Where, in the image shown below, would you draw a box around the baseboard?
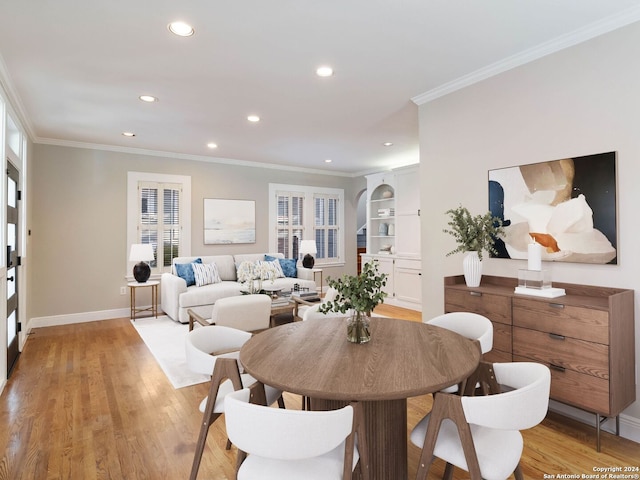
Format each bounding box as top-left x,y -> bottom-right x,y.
549,400 -> 640,444
28,307 -> 133,331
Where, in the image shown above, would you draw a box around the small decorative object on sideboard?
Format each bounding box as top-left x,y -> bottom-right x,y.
443,206 -> 504,287
319,260 -> 387,344
514,236 -> 566,298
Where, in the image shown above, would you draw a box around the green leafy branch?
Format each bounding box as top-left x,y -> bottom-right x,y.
443,206 -> 504,261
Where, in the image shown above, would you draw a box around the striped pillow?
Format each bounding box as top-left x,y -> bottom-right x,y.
192,262 -> 221,287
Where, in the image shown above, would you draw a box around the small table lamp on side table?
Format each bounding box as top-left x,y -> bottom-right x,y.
129,243 -> 155,283
300,240 -> 317,269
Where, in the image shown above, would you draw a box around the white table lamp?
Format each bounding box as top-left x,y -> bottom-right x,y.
129,243 -> 155,282
300,240 -> 317,268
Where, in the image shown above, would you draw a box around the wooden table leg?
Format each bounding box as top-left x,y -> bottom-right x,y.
311,398 -> 408,479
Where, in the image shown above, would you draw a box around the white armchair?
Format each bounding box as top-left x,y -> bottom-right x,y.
188,294 -> 272,332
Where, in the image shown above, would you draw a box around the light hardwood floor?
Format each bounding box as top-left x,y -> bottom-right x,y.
0,305 -> 638,479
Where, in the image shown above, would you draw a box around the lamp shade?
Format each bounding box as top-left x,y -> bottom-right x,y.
129,243 -> 154,282
299,240 -> 317,255
129,243 -> 155,262
300,240 -> 317,269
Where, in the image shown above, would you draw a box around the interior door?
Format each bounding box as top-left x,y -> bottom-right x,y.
7,161 -> 19,376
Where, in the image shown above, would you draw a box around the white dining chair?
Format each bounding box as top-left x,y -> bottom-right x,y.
188,294 -> 272,332
185,325 -> 285,480
225,387 -> 370,480
410,361 -> 551,480
424,312 -> 493,393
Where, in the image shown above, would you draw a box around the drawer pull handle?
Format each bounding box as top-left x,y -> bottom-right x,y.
549,333 -> 566,341
549,303 -> 565,309
470,291 -> 482,297
549,364 -> 566,373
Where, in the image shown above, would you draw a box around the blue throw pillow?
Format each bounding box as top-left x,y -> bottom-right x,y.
278,258 -> 297,278
175,258 -> 202,287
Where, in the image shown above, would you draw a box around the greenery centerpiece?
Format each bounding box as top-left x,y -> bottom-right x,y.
319,260 -> 388,343
443,206 -> 504,287
443,206 -> 504,260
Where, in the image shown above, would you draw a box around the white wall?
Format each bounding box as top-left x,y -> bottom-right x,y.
419,22 -> 640,429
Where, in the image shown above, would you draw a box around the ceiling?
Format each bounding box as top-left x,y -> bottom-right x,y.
1,1 -> 639,176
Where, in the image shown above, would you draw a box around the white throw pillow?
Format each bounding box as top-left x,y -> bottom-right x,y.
192,262 -> 221,287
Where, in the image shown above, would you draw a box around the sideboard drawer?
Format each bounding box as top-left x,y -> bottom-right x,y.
493,321 -> 512,354
513,297 -> 608,344
513,327 -> 609,380
514,355 -> 610,414
445,289 -> 511,325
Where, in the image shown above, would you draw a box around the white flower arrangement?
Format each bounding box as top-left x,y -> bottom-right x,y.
237,260 -> 279,293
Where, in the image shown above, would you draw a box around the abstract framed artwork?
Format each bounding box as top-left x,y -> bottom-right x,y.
488,152 -> 617,264
204,198 -> 256,244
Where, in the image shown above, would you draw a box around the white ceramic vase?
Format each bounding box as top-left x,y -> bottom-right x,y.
463,251 -> 482,287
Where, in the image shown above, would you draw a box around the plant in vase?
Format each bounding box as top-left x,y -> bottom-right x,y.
443,206 -> 504,287
319,260 -> 387,344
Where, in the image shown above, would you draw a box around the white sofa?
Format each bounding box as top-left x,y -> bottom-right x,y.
161,253 -> 316,323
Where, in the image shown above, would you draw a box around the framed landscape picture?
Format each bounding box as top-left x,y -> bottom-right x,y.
204,198 -> 256,244
488,152 -> 617,264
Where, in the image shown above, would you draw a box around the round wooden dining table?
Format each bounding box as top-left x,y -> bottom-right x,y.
240,316 -> 481,480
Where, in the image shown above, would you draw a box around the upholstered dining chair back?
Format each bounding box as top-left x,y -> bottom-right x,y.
209,294 -> 272,332
425,312 -> 493,354
185,326 -> 285,480
185,323 -> 250,376
411,361 -> 551,480
462,362 -> 551,430
225,388 -> 369,480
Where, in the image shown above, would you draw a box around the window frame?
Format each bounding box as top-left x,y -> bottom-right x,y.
127,172 -> 191,279
269,183 -> 344,267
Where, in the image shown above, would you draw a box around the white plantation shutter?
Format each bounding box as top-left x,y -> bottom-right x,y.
269,183 -> 344,266
276,191 -> 305,258
138,181 -> 182,272
314,194 -> 339,261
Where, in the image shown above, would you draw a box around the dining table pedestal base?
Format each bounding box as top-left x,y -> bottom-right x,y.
311,397 -> 408,480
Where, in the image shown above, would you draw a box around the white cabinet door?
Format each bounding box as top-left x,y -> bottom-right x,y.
363,255 -> 394,298
394,167 -> 420,255
394,258 -> 422,305
394,167 -> 419,215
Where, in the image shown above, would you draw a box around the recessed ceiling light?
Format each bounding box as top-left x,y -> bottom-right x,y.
316,66 -> 334,77
383,142 -> 393,147
247,115 -> 260,123
122,132 -> 135,137
139,95 -> 158,103
207,143 -> 218,149
324,159 -> 332,163
168,21 -> 194,37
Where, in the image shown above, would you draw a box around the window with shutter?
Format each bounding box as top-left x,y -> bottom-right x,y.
269,184 -> 344,266
127,173 -> 191,277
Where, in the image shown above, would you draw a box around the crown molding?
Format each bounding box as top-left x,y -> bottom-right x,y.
36,137 -> 360,177
0,52 -> 35,140
412,5 -> 640,105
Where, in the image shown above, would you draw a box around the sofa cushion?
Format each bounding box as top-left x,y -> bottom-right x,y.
175,258 -> 202,286
172,255 -> 236,281
278,258 -> 297,278
193,262 -> 221,287
263,256 -> 285,278
179,282 -> 244,308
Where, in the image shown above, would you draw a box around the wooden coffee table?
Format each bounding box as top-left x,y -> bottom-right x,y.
269,300 -> 295,328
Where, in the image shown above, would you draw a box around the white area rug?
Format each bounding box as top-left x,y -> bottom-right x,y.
131,316 -> 209,389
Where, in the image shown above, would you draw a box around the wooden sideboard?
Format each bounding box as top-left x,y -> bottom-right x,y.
444,275 -> 636,451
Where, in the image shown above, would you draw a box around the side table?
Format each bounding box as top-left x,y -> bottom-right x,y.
310,268 -> 323,293
128,280 -> 159,320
